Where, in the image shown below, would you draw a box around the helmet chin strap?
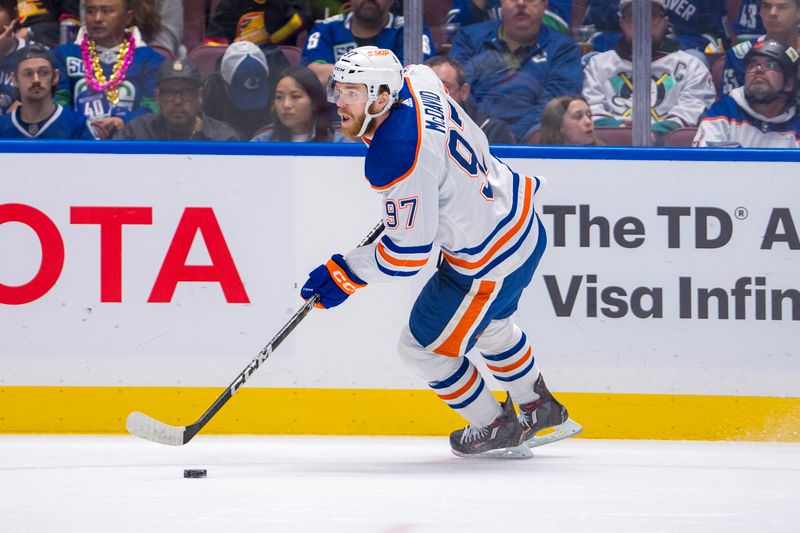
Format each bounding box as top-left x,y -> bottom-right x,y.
356,96 -> 394,137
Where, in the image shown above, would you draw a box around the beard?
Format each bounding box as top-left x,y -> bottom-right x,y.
745,83 -> 782,104
354,0 -> 383,23
340,111 -> 367,138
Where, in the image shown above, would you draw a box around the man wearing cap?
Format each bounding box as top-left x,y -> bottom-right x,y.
302,0 -> 436,87
115,58 -> 239,141
582,0 -> 716,142
722,0 -> 800,94
0,43 -> 94,139
694,39 -> 800,146
53,0 -> 164,139
448,0 -> 581,142
203,40 -> 279,139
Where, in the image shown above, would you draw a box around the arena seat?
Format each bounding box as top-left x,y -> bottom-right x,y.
279,45 -> 302,67
181,0 -> 207,52
423,0 -> 452,52
595,126 -> 634,146
187,44 -> 226,80
711,54 -> 725,98
149,45 -> 174,62
662,127 -> 699,147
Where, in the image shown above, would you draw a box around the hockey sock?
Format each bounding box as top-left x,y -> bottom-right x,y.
428,357 -> 503,428
481,331 -> 541,405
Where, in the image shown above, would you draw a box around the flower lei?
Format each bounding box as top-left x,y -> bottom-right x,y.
80,31 -> 136,106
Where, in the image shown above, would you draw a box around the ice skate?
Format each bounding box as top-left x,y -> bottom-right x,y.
518,374 -> 583,448
450,394 -> 532,459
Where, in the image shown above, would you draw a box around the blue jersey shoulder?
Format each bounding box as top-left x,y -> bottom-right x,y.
364,81 -> 423,190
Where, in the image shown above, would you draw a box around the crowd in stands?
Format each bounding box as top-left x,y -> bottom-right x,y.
0,0 -> 798,148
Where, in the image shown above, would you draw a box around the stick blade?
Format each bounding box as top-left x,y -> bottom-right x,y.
126,411 -> 187,446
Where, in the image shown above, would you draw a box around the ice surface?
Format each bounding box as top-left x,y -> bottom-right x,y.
0,435 -> 798,532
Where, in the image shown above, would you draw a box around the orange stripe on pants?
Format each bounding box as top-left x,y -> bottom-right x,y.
433,280 -> 496,357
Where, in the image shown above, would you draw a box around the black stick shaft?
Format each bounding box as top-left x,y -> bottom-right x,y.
181,221 -> 385,443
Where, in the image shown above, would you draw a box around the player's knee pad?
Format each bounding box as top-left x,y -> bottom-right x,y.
397,325 -> 463,382
474,318 -> 520,355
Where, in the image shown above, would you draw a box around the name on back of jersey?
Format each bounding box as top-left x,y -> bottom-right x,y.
419,90 -> 446,135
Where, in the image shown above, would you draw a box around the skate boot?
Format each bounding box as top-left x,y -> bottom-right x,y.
450,394 -> 532,459
518,374 -> 583,448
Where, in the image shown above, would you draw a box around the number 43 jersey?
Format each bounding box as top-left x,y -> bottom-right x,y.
345,65 -> 545,284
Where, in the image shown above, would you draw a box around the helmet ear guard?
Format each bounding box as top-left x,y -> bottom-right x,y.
327,46 -> 404,136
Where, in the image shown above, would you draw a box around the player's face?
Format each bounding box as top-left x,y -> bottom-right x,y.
559,99 -> 595,146
761,0 -> 800,35
274,76 -> 314,135
620,5 -> 670,44
157,79 -> 202,129
332,82 -> 369,137
85,0 -> 134,47
431,63 -> 468,105
744,56 -> 787,102
14,58 -> 58,103
501,0 -> 547,39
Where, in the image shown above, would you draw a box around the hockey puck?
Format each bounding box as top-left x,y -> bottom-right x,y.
183,469 -> 207,478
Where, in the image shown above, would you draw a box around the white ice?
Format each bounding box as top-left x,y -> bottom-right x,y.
0,435 -> 798,532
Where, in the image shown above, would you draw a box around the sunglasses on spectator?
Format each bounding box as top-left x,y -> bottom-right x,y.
744,61 -> 782,73
159,88 -> 200,100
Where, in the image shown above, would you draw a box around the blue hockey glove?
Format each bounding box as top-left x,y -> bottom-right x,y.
301,254 -> 367,309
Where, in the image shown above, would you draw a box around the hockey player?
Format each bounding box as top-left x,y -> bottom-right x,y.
0,44 -> 94,139
300,46 -> 581,459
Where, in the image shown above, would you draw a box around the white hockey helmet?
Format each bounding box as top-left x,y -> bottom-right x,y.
327,46 -> 404,136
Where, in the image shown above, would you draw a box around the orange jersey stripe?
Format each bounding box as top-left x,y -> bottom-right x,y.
438,367 -> 479,401
377,242 -> 428,268
486,346 -> 532,373
370,78 -> 423,191
433,280 -> 497,357
441,177 -> 533,269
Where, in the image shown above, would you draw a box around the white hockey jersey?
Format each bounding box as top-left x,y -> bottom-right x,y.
693,87 -> 800,148
583,48 -> 716,126
345,65 -> 543,283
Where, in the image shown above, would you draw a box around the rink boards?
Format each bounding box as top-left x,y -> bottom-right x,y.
1,143 -> 798,440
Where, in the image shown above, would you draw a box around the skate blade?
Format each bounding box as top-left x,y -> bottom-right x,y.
451,444 -> 533,460
526,418 -> 583,448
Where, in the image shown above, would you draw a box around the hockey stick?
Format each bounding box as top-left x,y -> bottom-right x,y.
126,221 -> 385,446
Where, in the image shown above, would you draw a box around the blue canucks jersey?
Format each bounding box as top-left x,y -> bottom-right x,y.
732,0 -> 764,39
301,12 -> 435,66
0,39 -> 27,115
53,32 -> 163,122
0,104 -> 95,139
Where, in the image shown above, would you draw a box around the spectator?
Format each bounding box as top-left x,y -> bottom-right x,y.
133,0 -> 183,56
302,0 -> 436,87
584,0 -> 727,56
694,39 -> 800,147
0,44 -> 94,138
15,1 -> 80,48
728,0 -> 765,42
722,0 -> 800,94
203,41 -> 285,140
252,65 -> 348,142
204,0 -> 312,48
450,0 -> 575,35
449,0 -> 581,141
582,0 -> 715,143
54,0 -> 164,139
1,0 -> 25,115
425,55 -> 515,144
115,58 -> 239,141
539,94 -> 601,145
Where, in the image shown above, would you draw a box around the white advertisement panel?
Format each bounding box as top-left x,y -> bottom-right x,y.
1,149 -> 797,396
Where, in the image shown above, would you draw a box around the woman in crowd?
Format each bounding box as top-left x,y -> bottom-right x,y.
252,66 -> 348,143
538,94 -> 601,146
